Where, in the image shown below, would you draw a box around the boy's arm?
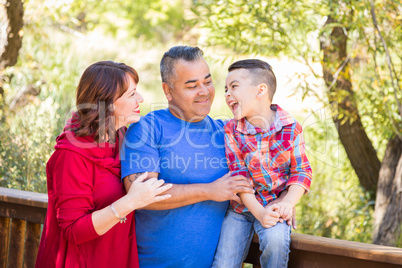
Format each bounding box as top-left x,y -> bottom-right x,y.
286,129 -> 312,194
276,127 -> 312,221
275,185 -> 305,221
239,192 -> 279,228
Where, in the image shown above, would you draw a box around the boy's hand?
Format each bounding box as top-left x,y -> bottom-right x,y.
275,201 -> 293,221
258,204 -> 280,228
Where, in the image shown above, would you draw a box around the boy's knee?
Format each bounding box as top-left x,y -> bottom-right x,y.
257,223 -> 291,268
258,223 -> 291,251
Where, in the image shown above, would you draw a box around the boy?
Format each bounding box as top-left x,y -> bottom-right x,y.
212,59 -> 312,268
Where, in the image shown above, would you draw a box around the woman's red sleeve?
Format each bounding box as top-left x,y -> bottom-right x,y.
50,150 -> 100,245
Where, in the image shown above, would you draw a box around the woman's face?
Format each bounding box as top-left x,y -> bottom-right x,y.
113,75 -> 144,129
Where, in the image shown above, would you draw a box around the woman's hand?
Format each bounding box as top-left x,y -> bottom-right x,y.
126,172 -> 172,210
92,173 -> 171,235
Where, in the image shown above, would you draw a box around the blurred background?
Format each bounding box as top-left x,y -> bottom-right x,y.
0,0 -> 401,246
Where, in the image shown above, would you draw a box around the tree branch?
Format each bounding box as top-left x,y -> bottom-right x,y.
370,0 -> 402,119
363,25 -> 402,139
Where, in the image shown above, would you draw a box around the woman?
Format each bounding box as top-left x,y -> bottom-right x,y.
35,61 -> 171,268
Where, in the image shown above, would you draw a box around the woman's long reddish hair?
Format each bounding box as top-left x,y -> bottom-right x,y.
71,61 -> 139,142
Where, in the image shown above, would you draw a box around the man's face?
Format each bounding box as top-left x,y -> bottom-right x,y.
165,58 -> 215,122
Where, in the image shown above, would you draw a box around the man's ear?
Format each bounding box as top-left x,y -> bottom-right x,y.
256,83 -> 269,99
162,82 -> 173,101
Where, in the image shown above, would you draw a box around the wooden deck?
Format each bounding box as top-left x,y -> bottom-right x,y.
1,187 -> 402,268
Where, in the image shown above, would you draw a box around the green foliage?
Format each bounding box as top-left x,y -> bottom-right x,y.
0,99 -> 57,193
194,0 -> 402,140
297,109 -> 373,242
194,0 -> 320,59
23,0 -> 190,43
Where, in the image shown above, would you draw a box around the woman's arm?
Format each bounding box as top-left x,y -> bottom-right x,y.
53,151 -> 171,243
92,173 -> 171,235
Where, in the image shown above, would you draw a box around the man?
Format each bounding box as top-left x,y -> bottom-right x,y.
121,46 -> 254,267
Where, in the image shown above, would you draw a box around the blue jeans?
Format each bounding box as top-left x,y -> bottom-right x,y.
212,206 -> 291,268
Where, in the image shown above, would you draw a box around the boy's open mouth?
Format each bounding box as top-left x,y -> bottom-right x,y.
229,101 -> 239,112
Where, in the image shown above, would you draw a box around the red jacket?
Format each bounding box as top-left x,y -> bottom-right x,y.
35,121 -> 138,268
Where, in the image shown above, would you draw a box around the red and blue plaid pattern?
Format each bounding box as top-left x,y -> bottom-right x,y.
224,105 -> 312,213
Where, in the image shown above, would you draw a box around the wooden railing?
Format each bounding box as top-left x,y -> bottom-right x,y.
1,187 -> 402,268
0,187 -> 47,268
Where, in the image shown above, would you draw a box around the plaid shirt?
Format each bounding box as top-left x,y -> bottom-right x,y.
224,105 -> 312,213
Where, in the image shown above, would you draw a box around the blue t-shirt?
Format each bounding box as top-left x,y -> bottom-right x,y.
121,108 -> 229,268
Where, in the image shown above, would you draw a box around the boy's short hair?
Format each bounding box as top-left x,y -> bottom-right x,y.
228,59 -> 277,101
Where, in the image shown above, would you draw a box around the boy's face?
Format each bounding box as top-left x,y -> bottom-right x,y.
225,69 -> 260,121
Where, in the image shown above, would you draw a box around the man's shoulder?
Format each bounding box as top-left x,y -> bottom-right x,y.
127,109 -> 169,129
124,109 -> 166,141
206,116 -> 226,126
142,108 -> 170,121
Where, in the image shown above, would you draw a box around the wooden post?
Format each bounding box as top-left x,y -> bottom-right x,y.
23,222 -> 41,268
0,217 -> 10,268
9,219 -> 26,268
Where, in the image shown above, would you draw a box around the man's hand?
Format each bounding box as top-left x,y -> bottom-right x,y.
209,173 -> 254,203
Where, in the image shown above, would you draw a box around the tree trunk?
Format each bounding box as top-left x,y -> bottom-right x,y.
319,16 -> 381,198
373,136 -> 402,246
0,0 -> 24,71
0,0 -> 23,120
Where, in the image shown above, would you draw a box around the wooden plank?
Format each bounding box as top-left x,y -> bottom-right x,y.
0,201 -> 47,224
288,249 -> 402,268
290,233 -> 402,265
0,217 -> 10,268
9,219 -> 26,268
0,187 -> 47,208
244,233 -> 402,266
23,222 -> 41,268
1,186 -> 402,267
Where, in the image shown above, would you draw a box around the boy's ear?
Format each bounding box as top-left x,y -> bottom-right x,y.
256,83 -> 269,99
162,82 -> 173,101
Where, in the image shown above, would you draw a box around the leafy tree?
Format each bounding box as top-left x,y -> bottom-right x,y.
23,0 -> 190,43
194,0 -> 402,246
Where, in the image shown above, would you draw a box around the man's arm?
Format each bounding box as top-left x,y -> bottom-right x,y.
123,172 -> 254,210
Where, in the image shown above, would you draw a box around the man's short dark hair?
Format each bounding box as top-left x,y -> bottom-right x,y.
228,59 -> 277,101
160,46 -> 204,87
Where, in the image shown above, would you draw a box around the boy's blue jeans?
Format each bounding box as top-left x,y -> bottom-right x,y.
212,206 -> 291,268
